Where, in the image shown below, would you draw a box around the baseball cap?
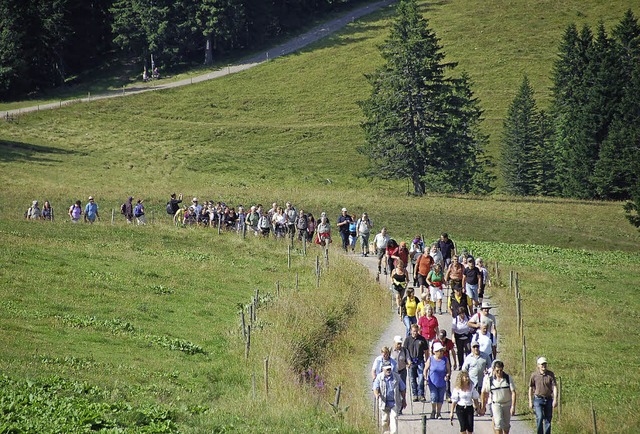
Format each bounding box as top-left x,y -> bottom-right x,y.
432,342 -> 444,352
537,357 -> 548,365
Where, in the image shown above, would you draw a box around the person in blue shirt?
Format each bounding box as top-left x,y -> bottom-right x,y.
373,363 -> 406,434
84,196 -> 100,223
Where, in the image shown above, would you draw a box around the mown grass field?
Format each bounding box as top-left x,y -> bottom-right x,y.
1,0 -> 640,432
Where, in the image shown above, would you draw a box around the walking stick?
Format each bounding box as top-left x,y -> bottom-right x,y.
408,367 -> 414,414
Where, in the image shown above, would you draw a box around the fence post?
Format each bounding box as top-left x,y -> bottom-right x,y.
591,401 -> 598,434
249,304 -> 254,327
333,385 -> 341,408
245,325 -> 251,359
522,334 -> 527,385
151,210 -> 155,224
288,245 -> 291,269
509,270 -> 513,293
264,357 -> 269,397
324,247 -> 329,268
558,376 -> 562,420
111,209 -> 115,225
241,311 -> 246,340
276,281 -> 280,298
422,414 -> 427,433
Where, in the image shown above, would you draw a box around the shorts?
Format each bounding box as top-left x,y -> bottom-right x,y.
376,248 -> 385,260
466,283 -> 479,302
491,401 -> 512,431
429,285 -> 443,301
86,214 -> 96,222
417,274 -> 427,287
428,383 -> 446,403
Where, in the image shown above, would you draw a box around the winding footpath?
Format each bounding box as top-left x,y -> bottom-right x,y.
351,254 -> 532,434
4,0 -> 397,118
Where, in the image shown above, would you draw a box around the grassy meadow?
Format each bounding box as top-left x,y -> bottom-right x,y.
1,0 -> 640,432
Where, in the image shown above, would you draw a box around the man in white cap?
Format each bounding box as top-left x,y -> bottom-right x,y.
390,335 -> 409,387
336,207 -> 353,252
373,362 -> 406,434
529,357 -> 558,434
84,196 -> 99,223
468,300 -> 497,341
462,340 -> 487,394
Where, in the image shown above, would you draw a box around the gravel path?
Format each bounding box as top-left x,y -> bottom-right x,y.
4,0 -> 397,118
351,254 -> 532,434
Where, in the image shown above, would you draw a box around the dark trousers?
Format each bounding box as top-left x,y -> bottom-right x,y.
534,396 -> 553,434
456,405 -> 475,432
340,231 -> 349,250
454,333 -> 471,367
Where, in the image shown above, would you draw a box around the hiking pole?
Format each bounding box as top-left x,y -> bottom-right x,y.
408,368 -> 414,414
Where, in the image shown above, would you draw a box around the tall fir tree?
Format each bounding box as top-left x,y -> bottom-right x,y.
501,75 -> 540,196
359,0 -> 490,195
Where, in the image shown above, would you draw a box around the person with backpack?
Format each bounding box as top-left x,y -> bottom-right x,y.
355,212 -> 373,256
122,196 -> 134,223
134,199 -> 146,225
481,360 -> 517,434
258,212 -> 271,238
295,208 -> 308,241
245,206 -> 260,235
348,215 -> 358,253
167,193 -> 183,216
41,200 -> 54,221
284,202 -> 297,239
69,200 -> 83,223
26,200 -> 42,220
84,196 -> 100,224
336,207 -> 353,252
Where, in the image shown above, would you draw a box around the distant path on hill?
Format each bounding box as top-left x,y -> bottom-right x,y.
4,0 -> 397,118
350,254 -> 532,434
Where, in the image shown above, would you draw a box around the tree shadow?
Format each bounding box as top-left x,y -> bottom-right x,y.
0,140 -> 77,164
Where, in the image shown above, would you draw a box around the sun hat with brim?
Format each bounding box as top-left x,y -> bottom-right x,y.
481,301 -> 492,309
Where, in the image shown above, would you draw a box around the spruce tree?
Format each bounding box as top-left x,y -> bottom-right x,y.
501,76 -> 539,196
359,0 -> 490,195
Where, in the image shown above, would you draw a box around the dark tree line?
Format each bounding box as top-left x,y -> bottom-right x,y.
359,0 -> 493,195
502,10 -> 640,201
0,0 -> 357,99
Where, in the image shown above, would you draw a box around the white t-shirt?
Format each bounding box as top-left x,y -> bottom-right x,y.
451,387 -> 479,406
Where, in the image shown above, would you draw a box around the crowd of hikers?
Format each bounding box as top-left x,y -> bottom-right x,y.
24,194 -> 558,434
371,232 -> 558,434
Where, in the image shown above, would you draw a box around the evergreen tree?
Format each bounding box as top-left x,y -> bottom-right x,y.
533,110 -> 557,196
501,75 -> 539,196
359,0 -> 490,195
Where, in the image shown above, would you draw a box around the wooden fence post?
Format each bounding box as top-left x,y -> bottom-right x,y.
522,334 -> 527,385
334,385 -> 341,408
245,325 -> 251,359
558,376 -> 562,420
111,209 -> 115,225
288,245 -> 291,269
264,357 -> 269,397
241,311 -> 246,340
591,401 -> 598,434
276,281 -> 280,298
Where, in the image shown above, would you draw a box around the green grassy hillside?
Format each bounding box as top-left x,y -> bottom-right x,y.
1,0 -> 639,432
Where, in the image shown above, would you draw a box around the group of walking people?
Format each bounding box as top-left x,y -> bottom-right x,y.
370,231 -> 558,434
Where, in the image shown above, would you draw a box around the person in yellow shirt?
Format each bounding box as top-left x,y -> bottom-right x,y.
400,287 -> 420,336
173,205 -> 187,226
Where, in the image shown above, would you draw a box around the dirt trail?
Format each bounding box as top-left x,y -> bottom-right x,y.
4,0 -> 397,118
350,254 -> 532,434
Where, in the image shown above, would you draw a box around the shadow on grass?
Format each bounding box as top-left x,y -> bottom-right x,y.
0,140 -> 76,164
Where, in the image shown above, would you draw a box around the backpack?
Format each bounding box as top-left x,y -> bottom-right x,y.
259,215 -> 270,229
120,203 -> 126,215
489,373 -> 511,398
134,203 -> 143,217
166,202 -> 173,215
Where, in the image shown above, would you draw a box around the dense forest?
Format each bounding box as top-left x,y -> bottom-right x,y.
501,10 -> 640,201
0,0 -> 358,99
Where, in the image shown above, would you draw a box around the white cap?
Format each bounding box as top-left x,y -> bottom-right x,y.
341,207 -> 347,212
537,357 -> 548,365
393,335 -> 403,344
432,342 -> 444,352
192,197 -> 198,202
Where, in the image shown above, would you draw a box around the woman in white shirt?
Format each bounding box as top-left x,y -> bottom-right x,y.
451,307 -> 472,369
450,370 -> 480,434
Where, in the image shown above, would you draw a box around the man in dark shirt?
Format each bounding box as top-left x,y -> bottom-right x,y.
529,357 -> 558,434
462,256 -> 483,312
402,324 -> 429,402
336,207 -> 353,252
168,193 -> 183,215
438,233 -> 456,269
